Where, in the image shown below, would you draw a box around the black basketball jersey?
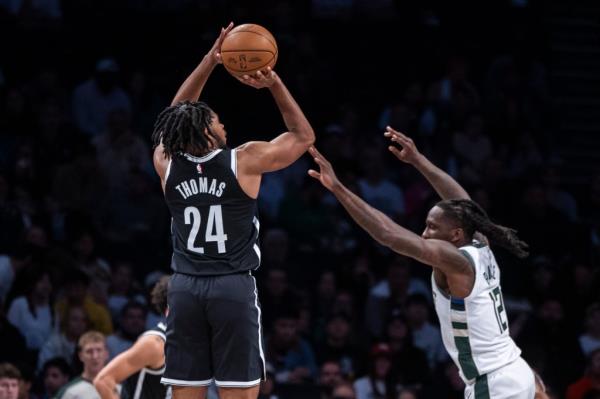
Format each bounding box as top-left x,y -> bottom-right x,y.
120,322 -> 169,399
164,149 -> 260,276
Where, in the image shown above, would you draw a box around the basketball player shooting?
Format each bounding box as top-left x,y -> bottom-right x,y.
151,23 -> 315,399
308,127 -> 536,399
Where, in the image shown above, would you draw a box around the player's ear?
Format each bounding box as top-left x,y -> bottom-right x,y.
451,227 -> 464,244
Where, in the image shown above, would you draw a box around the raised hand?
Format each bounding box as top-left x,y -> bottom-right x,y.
384,126 -> 421,164
307,146 -> 340,191
211,22 -> 234,65
236,67 -> 280,89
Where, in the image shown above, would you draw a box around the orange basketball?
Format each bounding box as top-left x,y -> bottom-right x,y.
220,24 -> 278,78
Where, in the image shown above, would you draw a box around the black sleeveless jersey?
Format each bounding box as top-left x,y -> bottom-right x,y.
164,149 -> 260,276
120,322 -> 169,399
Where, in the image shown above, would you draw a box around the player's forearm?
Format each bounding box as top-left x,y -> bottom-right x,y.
269,79 -> 315,144
93,377 -> 119,399
171,55 -> 217,105
412,155 -> 470,200
331,183 -> 424,260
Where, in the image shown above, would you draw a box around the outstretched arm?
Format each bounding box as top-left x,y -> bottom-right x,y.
170,22 -> 234,105
236,69 -> 315,174
384,127 -> 470,200
307,147 -> 469,273
93,335 -> 164,399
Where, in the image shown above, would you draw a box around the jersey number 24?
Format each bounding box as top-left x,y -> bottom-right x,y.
184,205 -> 228,254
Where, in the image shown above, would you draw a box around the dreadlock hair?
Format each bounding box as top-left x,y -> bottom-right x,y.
152,101 -> 219,157
436,199 -> 529,259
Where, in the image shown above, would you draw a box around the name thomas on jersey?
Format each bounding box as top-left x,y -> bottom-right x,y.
174,177 -> 227,200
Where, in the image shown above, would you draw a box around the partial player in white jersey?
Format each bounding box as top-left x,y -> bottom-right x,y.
307,127 -> 535,399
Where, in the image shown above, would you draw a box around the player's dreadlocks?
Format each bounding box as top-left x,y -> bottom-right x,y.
152,101 -> 219,157
436,199 -> 529,259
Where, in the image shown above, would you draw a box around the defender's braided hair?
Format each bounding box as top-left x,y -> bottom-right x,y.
436,199 -> 529,258
152,101 -> 217,157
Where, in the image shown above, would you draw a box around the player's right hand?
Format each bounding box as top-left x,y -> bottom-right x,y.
384,126 -> 421,164
308,146 -> 340,191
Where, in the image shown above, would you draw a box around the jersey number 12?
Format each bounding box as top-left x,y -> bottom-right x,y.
184,205 -> 228,254
489,286 -> 508,334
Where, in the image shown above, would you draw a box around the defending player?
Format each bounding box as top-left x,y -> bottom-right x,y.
307,127 -> 535,399
152,23 -> 315,399
94,276 -> 170,399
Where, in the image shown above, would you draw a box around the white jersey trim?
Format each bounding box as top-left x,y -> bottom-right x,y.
214,378 -> 261,387
165,159 -> 172,182
160,377 -> 213,387
251,276 -> 266,380
230,149 -> 237,177
183,149 -> 223,163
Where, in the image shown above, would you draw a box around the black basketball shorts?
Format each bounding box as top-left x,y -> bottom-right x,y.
161,272 -> 265,388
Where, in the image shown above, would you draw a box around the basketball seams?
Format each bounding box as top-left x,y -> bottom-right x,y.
222,53 -> 276,73
222,29 -> 277,49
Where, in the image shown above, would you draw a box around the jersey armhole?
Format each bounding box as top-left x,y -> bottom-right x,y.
164,158 -> 172,183
230,148 -> 238,177
460,248 -> 479,300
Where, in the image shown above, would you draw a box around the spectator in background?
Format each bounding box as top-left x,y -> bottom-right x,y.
92,107 -> 151,194
37,306 -> 88,370
357,148 -> 405,219
71,59 -> 131,137
0,363 -> 20,399
404,294 -> 447,369
7,267 -> 54,351
0,251 -> 28,304
143,271 -> 167,330
428,361 -> 464,399
55,269 -> 113,335
384,311 -> 430,389
40,358 -> 71,399
567,349 -> 600,399
106,261 -> 140,320
353,343 -> 394,399
580,304 -> 600,357
260,268 -> 298,331
366,258 -> 429,338
265,307 -> 318,384
72,231 -> 111,306
542,165 -> 578,222
55,331 -> 108,399
316,313 -> 356,376
397,388 -> 419,399
105,301 -> 146,360
452,113 -> 493,180
0,298 -> 27,365
332,383 -> 356,399
319,361 -> 344,399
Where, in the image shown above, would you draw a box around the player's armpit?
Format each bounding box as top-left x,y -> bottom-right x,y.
237,132 -> 312,174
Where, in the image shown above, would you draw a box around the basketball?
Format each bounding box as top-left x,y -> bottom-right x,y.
220,24 -> 278,78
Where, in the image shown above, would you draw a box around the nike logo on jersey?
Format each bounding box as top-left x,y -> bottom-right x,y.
175,178 -> 227,199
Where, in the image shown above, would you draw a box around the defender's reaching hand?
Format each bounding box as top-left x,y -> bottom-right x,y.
308,146 -> 340,191
384,126 -> 422,164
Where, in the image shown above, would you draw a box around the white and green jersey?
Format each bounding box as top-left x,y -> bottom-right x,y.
432,240 -> 521,383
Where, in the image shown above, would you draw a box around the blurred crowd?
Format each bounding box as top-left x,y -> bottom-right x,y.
1,1 -> 600,399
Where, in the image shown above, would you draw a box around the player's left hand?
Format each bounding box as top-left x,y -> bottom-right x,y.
236,67 -> 280,89
308,146 -> 341,191
211,22 -> 234,64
